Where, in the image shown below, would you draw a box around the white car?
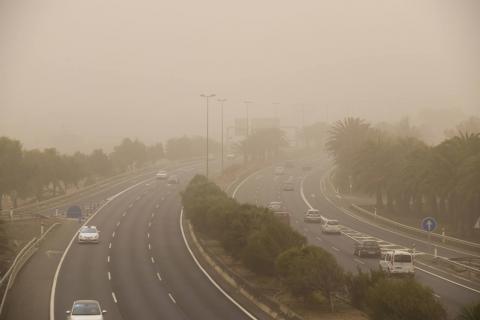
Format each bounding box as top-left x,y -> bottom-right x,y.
267,201 -> 283,212
274,166 -> 285,175
156,170 -> 168,180
321,219 -> 341,234
379,250 -> 415,276
66,300 -> 106,320
304,209 -> 323,223
78,226 -> 100,243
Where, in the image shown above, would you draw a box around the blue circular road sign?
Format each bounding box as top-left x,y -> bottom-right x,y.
421,217 -> 437,232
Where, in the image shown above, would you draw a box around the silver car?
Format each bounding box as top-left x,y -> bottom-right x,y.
78,226 -> 100,243
66,300 -> 106,320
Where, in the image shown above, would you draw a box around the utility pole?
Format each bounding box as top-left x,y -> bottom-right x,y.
218,98 -> 227,173
244,101 -> 252,137
200,94 -> 215,178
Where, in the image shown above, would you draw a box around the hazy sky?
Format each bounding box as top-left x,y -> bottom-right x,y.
1,0 -> 479,152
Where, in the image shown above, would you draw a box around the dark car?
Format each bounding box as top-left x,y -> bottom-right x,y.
283,182 -> 294,191
302,164 -> 312,171
285,161 -> 294,168
354,240 -> 381,258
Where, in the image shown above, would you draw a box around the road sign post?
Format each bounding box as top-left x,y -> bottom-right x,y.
421,216 -> 437,252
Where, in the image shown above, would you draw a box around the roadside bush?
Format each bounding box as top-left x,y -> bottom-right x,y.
366,278 -> 447,320
457,302 -> 480,320
346,268 -> 385,310
242,213 -> 305,275
276,245 -> 344,311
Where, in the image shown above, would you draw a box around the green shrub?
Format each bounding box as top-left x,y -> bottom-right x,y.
276,246 -> 344,311
366,278 -> 447,320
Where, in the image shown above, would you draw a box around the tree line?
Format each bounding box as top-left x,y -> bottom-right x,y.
0,135 -> 218,211
326,117 -> 480,237
181,175 -> 447,318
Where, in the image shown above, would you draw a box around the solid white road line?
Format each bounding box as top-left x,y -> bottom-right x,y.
107,272 -> 111,280
180,208 -> 258,320
112,292 -> 118,303
156,272 -> 162,281
168,293 -> 176,304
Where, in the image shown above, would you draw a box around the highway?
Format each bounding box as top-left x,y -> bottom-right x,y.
52,163 -> 263,320
232,157 -> 480,318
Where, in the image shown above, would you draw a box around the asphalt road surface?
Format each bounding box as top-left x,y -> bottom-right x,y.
233,157 -> 480,318
53,163 -> 258,320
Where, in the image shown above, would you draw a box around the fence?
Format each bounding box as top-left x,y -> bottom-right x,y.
0,223 -> 60,316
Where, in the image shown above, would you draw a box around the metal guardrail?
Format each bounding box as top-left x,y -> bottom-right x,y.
350,204 -> 480,251
0,223 -> 60,316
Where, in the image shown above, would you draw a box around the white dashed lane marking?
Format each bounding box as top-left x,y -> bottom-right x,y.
112,292 -> 118,303
109,243 -> 112,249
108,272 -> 111,280
107,256 -> 110,263
112,232 -> 115,238
331,246 -> 340,252
354,258 -> 365,265
156,272 -> 162,281
151,257 -> 155,263
168,293 -> 176,304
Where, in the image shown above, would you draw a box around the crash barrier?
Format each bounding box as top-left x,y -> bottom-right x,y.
350,204 -> 480,251
0,223 -> 60,316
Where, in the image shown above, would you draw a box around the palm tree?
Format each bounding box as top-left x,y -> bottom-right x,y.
326,117 -> 373,192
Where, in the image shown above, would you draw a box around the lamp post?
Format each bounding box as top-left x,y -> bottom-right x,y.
218,98 -> 227,173
243,100 -> 252,136
272,102 -> 280,127
200,94 -> 215,178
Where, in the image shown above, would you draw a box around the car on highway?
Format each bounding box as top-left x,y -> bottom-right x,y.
379,250 -> 415,276
304,209 -> 322,223
274,166 -> 285,175
302,164 -> 312,171
66,300 -> 106,320
267,201 -> 283,212
167,175 -> 179,184
156,170 -> 169,180
321,219 -> 341,234
285,160 -> 294,168
283,181 -> 294,191
77,226 -> 100,243
353,240 -> 381,257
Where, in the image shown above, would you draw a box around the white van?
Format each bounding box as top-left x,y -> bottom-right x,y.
379,250 -> 414,276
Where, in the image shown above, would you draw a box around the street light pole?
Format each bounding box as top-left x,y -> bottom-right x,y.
200,94 -> 215,178
243,101 -> 252,137
218,98 -> 227,173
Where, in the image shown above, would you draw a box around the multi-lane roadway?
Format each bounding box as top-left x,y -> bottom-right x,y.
232,157 -> 480,318
52,163 -> 266,320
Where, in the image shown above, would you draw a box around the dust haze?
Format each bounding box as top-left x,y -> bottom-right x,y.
1,0 -> 479,152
